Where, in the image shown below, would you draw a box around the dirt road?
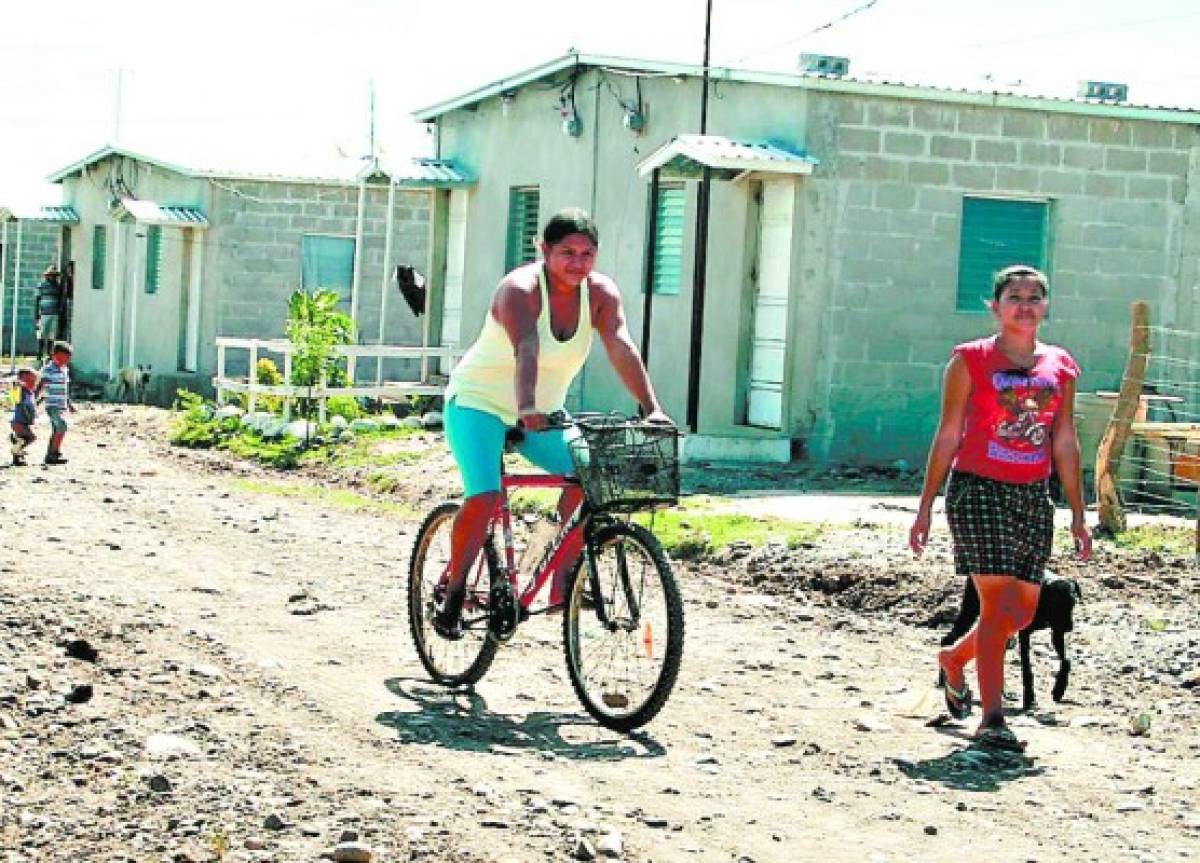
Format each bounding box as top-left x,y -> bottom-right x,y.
1,406 -> 1197,862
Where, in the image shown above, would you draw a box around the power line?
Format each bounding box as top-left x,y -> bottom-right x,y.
725,0 -> 881,66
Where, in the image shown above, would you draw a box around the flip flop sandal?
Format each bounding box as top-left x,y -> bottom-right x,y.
939,668 -> 972,720
976,726 -> 1028,753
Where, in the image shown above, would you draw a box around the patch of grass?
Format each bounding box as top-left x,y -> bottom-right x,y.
220,431 -> 305,468
230,478 -> 420,519
509,488 -> 562,518
634,507 -> 824,560
1108,523 -> 1196,557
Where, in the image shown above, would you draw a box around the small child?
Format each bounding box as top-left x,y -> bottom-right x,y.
38,340 -> 74,466
9,367 -> 38,466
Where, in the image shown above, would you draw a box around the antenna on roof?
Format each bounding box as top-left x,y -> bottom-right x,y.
112,67 -> 125,145
369,77 -> 377,161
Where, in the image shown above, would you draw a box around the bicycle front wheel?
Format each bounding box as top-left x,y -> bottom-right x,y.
408,501 -> 500,686
563,521 -> 684,732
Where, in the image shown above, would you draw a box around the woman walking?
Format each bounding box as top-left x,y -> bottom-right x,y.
909,265 -> 1091,751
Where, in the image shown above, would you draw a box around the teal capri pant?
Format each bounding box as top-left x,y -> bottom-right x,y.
444,398 -> 578,498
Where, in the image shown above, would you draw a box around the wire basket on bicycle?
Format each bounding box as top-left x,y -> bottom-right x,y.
568,415 -> 680,513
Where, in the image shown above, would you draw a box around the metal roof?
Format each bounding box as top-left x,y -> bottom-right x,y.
47,145 -> 194,184
113,199 -> 209,229
0,204 -> 79,223
413,52 -> 1200,125
638,135 -> 818,180
47,144 -> 469,189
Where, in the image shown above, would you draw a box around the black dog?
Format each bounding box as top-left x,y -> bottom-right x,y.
941,575 -> 1082,710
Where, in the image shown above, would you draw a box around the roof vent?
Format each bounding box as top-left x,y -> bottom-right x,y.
800,53 -> 850,77
1078,80 -> 1128,102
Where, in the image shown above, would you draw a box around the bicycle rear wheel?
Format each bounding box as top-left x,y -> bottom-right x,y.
563,521 -> 684,731
408,501 -> 500,686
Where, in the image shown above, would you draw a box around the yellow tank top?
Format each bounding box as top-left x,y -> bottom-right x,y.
446,267 -> 593,425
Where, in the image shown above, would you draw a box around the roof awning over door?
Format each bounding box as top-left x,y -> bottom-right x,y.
636,135 -> 818,181
112,199 -> 209,229
0,205 -> 80,223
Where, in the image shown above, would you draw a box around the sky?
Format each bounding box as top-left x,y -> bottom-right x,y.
1,0 -> 1198,209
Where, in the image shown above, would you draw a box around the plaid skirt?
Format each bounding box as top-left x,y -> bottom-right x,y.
945,471 -> 1054,584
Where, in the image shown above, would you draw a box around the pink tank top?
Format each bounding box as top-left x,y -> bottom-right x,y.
952,336 -> 1081,483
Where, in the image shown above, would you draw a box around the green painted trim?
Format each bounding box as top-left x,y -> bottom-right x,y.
91,225 -> 106,291
144,225 -> 162,294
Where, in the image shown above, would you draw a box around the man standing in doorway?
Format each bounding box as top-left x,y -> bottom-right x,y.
34,264 -> 65,363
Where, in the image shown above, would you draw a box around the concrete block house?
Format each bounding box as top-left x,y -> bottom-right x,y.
45,145 -> 471,399
413,53 -> 1200,465
0,205 -> 78,357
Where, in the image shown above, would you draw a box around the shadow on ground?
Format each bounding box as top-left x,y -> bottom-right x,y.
376,677 -> 666,762
893,732 -> 1045,792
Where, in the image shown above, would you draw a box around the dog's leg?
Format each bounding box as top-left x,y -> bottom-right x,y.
1019,629 -> 1036,711
941,578 -> 980,647
1051,628 -> 1071,703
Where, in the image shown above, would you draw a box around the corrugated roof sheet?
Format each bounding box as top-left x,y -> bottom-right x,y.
47,145 -> 470,189
414,52 -> 1200,124
0,205 -> 78,223
116,199 -> 209,228
638,135 -> 818,179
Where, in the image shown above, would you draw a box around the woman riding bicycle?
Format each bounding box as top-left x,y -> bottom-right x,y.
435,208 -> 670,639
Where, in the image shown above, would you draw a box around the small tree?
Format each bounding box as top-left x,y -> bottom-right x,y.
285,288 -> 356,434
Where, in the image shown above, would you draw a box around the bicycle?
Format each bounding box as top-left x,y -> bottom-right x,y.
407,414 -> 685,732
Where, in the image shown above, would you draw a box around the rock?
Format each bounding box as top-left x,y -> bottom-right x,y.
924,825 -> 938,836
1181,671 -> 1200,690
420,411 -> 443,430
263,813 -> 288,831
64,639 -> 99,662
190,663 -> 223,681
148,774 -> 172,793
332,841 -> 372,862
214,405 -> 244,420
282,420 -> 317,440
261,419 -> 291,440
329,415 -> 349,431
379,414 -> 401,428
401,416 -> 423,430
771,736 -> 797,748
145,733 -> 201,759
1129,712 -> 1152,736
240,411 -> 276,433
572,835 -> 597,861
596,831 -> 623,858
349,418 -> 381,433
64,683 -> 93,704
854,715 -> 893,733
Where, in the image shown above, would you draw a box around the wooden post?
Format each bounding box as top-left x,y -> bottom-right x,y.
248,342 -> 259,414
282,349 -> 293,421
1096,301 -> 1151,534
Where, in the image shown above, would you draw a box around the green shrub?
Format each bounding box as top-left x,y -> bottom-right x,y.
326,395 -> 362,421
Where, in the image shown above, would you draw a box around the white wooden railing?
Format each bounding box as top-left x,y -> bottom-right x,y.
214,337 -> 461,422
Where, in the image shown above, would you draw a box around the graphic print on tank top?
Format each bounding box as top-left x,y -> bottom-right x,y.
987,368 -> 1061,466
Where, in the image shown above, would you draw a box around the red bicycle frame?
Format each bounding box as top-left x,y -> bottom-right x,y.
492,472 -> 587,611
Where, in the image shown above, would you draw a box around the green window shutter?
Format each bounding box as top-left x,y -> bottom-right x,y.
300,234 -> 356,308
956,197 -> 1049,312
650,184 -> 686,295
505,187 -> 540,271
144,225 -> 162,294
91,226 -> 107,290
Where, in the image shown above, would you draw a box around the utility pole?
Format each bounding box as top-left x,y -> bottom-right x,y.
112,67 -> 125,144
685,0 -> 714,432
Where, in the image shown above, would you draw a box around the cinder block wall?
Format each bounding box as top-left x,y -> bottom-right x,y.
1,221 -> 58,356
209,181 -> 432,380
798,93 -> 1198,464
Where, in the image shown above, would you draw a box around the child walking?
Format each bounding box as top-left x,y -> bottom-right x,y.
9,367 -> 38,466
38,341 -> 74,466
909,266 -> 1091,752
